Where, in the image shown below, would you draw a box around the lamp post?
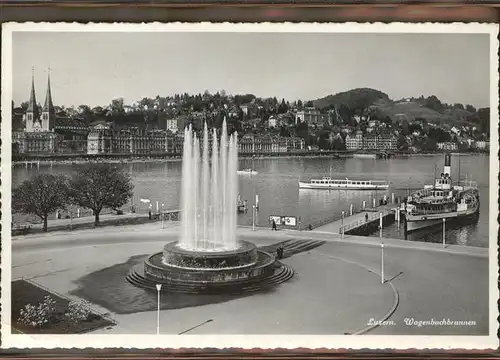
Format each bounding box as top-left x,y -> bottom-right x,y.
380,212 -> 384,284
161,204 -> 165,229
252,205 -> 256,231
442,218 -> 446,248
341,211 -> 345,238
69,205 -> 73,230
156,284 -> 162,335
381,242 -> 385,284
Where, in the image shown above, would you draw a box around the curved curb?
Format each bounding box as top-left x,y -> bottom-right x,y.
315,252 -> 400,335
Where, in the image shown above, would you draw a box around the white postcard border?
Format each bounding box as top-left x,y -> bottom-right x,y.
1,21 -> 499,350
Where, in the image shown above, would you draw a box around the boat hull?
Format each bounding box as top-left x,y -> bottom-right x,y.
298,182 -> 389,190
405,205 -> 479,233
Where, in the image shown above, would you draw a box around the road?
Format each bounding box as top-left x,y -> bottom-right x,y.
9,222 -> 490,337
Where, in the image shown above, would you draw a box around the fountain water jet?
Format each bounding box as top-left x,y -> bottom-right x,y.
126,120 -> 293,294
178,119 -> 238,252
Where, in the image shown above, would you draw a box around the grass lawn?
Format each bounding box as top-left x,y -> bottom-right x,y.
11,280 -> 115,334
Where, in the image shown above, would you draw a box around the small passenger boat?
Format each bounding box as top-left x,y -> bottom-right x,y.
237,169 -> 258,175
298,177 -> 390,190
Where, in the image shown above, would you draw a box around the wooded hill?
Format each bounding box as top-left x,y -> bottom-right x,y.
312,87 -> 489,132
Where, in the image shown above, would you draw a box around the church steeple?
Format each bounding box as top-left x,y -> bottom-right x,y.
26,67 -> 40,116
42,68 -> 55,114
25,66 -> 41,132
41,67 -> 56,131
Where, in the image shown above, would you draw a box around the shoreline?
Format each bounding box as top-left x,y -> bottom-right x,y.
11,151 -> 489,166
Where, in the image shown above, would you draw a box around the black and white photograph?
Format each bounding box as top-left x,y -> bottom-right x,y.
1,22 -> 498,349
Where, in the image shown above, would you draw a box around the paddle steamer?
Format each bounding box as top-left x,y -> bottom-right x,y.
404,153 -> 480,232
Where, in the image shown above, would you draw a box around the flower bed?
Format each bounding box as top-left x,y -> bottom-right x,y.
11,280 -> 114,334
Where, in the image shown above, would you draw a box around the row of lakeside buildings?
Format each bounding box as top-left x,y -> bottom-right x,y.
12,71 -> 306,156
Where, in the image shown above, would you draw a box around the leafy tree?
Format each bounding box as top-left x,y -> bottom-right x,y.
397,134 -> 409,151
477,107 -> 490,134
68,164 -> 134,226
12,174 -> 70,232
278,99 -> 288,114
331,135 -> 345,150
20,101 -> 29,111
110,98 -> 125,114
424,95 -> 444,113
296,122 -> 309,140
465,104 -> 476,113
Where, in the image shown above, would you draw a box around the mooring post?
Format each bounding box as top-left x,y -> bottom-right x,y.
391,193 -> 395,204
156,201 -> 159,214
372,198 -> 376,208
350,204 -> 353,216
442,218 -> 446,248
362,200 -> 366,210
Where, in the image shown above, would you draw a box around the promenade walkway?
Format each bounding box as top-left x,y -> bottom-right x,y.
313,204 -> 396,234
13,210 -> 180,235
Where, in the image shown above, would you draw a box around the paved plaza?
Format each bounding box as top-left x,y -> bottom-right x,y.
11,222 -> 489,335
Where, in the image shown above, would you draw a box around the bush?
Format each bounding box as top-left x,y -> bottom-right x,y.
65,299 -> 91,323
17,295 -> 57,328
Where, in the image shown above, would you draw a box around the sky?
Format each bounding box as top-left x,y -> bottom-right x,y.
11,31 -> 491,109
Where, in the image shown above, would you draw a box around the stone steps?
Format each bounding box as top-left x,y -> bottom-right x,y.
125,262 -> 294,295
125,239 -> 322,295
261,239 -> 326,259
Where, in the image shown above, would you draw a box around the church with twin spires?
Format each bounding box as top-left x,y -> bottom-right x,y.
13,68 -> 88,154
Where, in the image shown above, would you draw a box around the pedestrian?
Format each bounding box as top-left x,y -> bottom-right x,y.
148,210 -> 152,220
308,224 -> 313,231
277,246 -> 284,259
272,219 -> 277,231
365,213 -> 369,223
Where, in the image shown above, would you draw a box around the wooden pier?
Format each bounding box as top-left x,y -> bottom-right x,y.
312,203 -> 403,236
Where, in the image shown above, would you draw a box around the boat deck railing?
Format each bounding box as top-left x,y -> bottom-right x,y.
408,208 -> 456,216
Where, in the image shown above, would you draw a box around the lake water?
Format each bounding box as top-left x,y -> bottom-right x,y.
12,154 -> 491,248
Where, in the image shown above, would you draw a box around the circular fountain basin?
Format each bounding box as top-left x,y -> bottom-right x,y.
163,240 -> 258,270
143,240 -> 276,285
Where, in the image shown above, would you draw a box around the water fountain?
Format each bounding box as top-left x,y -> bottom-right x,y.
127,120 -> 293,294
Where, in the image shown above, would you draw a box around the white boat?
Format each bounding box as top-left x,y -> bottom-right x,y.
237,169 -> 258,175
299,177 -> 390,190
404,153 -> 480,233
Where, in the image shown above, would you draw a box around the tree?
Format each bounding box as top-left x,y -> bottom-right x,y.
20,101 -> 29,111
12,174 -> 70,232
466,104 -> 476,113
477,107 -> 490,134
69,164 -> 134,226
110,98 -> 125,114
424,95 -> 444,113
296,122 -> 309,140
